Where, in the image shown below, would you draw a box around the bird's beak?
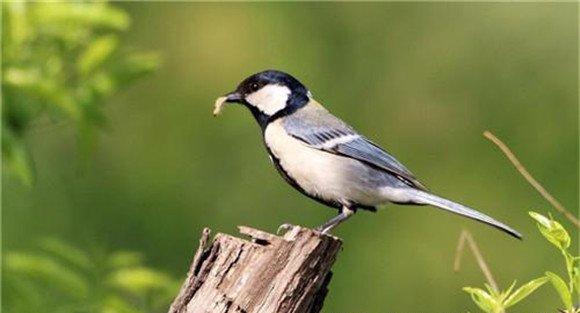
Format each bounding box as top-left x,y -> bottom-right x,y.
225,92 -> 243,103
213,91 -> 242,116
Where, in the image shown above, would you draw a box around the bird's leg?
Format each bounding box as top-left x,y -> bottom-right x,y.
315,206 -> 356,234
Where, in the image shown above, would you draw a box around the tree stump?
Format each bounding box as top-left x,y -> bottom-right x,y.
168,225 -> 343,313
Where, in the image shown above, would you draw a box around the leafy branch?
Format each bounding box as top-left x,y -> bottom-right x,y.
454,230 -> 499,291
530,212 -> 579,313
457,131 -> 579,313
485,131 -> 578,311
2,1 -> 160,186
454,230 -> 547,313
3,238 -> 179,313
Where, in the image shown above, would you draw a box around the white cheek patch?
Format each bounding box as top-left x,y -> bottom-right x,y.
246,85 -> 291,115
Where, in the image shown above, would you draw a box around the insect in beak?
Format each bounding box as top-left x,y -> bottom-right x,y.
213,92 -> 242,116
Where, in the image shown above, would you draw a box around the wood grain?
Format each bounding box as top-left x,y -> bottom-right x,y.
168,225 -> 342,313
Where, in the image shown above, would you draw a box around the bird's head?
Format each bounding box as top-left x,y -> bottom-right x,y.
214,70 -> 310,125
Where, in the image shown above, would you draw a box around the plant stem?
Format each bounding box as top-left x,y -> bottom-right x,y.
454,229 -> 499,292
483,131 -> 579,228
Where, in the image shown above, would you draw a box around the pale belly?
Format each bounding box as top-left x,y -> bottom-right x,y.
264,120 -> 389,207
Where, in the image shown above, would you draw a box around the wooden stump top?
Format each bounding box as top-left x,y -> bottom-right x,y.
168,225 -> 342,313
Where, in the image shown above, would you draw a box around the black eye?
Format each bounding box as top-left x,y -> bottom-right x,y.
250,83 -> 260,92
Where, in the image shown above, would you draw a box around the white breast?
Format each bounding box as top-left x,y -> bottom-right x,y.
264,119 -> 386,207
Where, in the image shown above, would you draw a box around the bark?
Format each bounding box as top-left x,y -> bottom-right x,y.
168,225 -> 342,313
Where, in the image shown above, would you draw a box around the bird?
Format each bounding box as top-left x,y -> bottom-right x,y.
213,69 -> 521,239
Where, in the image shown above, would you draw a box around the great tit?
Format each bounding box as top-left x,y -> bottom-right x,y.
214,70 -> 521,239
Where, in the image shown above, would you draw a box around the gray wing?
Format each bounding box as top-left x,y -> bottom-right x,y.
283,103 -> 428,191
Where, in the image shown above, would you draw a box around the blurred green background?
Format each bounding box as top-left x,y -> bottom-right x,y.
3,2 -> 578,313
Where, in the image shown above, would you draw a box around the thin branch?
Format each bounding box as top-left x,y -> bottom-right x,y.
454,229 -> 499,292
483,131 -> 579,227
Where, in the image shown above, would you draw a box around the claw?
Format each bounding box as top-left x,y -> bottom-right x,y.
314,226 -> 330,235
276,223 -> 295,235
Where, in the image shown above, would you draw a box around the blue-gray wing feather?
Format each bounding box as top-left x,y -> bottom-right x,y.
282,104 -> 428,191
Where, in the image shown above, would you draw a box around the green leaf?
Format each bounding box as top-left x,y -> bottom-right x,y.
483,283 -> 497,296
107,267 -> 175,296
2,132 -> 35,186
107,251 -> 144,269
5,252 -> 89,298
500,280 -> 517,301
89,71 -> 115,97
39,238 -> 93,271
529,212 -> 571,250
573,257 -> 580,296
545,271 -> 573,310
503,277 -> 548,308
77,35 -> 119,75
4,2 -> 35,60
3,67 -> 41,88
6,72 -> 81,120
2,273 -> 44,312
463,287 -> 497,313
37,81 -> 82,121
34,2 -> 129,31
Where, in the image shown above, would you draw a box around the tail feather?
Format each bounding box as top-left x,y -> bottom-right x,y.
407,189 -> 522,239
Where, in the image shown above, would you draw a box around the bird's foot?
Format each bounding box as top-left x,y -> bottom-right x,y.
314,225 -> 331,235
276,223 -> 296,235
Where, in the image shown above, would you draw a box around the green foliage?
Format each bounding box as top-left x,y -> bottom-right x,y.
3,238 -> 178,313
6,252 -> 90,299
545,271 -> 573,311
463,212 -> 580,313
463,278 -> 548,313
529,212 -> 571,250
530,212 -> 580,313
2,1 -> 159,185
